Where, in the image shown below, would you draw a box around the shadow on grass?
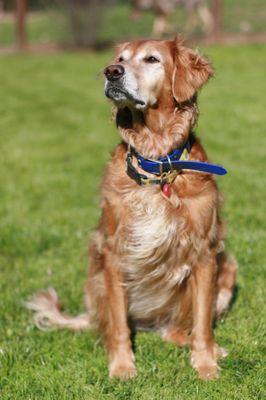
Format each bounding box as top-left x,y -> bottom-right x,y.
231,283 -> 240,310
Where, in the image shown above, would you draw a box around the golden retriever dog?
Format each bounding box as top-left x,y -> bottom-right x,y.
27,38 -> 237,381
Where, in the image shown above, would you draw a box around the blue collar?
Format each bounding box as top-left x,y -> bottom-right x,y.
134,140 -> 227,177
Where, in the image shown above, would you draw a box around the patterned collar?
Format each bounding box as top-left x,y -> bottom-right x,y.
126,137 -> 227,188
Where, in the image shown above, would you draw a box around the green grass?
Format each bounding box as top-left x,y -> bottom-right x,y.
0,44 -> 265,399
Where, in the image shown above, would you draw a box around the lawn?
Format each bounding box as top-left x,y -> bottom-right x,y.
0,44 -> 265,399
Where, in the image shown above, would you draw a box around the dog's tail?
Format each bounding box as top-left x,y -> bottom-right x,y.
216,252 -> 238,317
25,287 -> 90,331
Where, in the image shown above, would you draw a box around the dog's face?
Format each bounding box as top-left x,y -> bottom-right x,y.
104,39 -> 213,110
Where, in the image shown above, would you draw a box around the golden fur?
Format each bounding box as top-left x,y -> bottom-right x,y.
27,38 -> 237,381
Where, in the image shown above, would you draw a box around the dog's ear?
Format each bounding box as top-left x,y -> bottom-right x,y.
172,39 -> 214,103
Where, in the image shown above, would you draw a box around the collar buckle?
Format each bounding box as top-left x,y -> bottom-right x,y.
161,170 -> 179,185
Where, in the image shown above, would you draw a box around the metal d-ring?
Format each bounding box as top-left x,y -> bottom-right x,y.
166,155 -> 173,172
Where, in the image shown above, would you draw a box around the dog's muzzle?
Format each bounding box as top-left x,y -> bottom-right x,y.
104,64 -> 145,107
104,64 -> 127,102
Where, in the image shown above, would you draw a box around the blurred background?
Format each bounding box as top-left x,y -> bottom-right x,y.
0,0 -> 265,51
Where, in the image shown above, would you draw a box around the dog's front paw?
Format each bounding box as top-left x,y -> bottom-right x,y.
191,343 -> 223,381
109,351 -> 137,380
109,362 -> 137,380
196,363 -> 220,381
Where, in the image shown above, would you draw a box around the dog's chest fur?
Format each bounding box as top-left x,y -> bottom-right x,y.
116,185 -> 216,325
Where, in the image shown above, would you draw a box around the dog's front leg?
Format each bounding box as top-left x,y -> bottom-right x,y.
190,254 -> 222,380
103,246 -> 137,380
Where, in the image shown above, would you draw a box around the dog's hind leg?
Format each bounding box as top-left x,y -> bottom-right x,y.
215,252 -> 238,317
161,283 -> 193,347
162,328 -> 191,347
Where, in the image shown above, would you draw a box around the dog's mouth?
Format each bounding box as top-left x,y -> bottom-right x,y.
105,84 -> 146,108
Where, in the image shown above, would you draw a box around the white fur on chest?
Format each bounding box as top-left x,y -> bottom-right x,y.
122,191 -> 185,263
118,192 -> 192,321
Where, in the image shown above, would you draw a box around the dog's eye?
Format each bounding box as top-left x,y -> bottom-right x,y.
145,56 -> 159,63
118,56 -> 124,62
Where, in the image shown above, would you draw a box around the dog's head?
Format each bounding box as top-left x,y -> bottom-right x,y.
104,38 -> 213,110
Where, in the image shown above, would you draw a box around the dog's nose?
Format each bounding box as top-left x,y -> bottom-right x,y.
104,64 -> 125,81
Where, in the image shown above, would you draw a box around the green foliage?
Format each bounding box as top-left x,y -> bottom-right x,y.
0,1 -> 265,48
0,44 -> 265,399
223,0 -> 266,33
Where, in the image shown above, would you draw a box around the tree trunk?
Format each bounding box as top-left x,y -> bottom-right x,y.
212,0 -> 222,42
16,0 -> 27,51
